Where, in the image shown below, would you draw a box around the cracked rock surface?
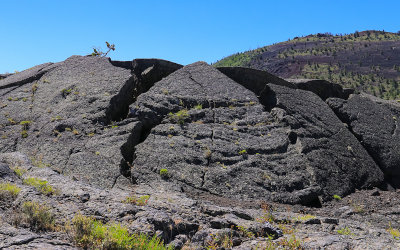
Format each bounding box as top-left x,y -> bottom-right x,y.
327,94 -> 400,188
129,62 -> 383,206
0,55 -> 182,189
0,56 -> 399,249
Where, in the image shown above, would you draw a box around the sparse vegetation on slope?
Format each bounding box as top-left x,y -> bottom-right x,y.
215,30 -> 400,99
19,201 -> 55,232
23,177 -> 57,195
69,214 -> 172,250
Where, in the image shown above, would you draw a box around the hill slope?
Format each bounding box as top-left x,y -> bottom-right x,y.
215,30 -> 400,99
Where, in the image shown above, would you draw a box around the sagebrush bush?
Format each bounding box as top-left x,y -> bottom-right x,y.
21,201 -> 55,231
0,182 -> 21,199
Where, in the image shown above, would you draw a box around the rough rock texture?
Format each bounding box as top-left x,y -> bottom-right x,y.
0,73 -> 13,80
266,84 -> 383,201
0,56 -> 182,188
0,152 -> 399,249
286,79 -> 352,100
0,152 -> 283,249
1,56 -> 400,249
129,62 -> 383,206
327,94 -> 400,187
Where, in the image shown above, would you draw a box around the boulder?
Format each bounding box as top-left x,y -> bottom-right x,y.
0,56 -> 182,188
128,62 -> 383,205
327,94 -> 400,187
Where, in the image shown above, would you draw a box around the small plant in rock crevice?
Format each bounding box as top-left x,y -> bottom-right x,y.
122,195 -> 150,206
160,169 -> 169,179
265,234 -> 304,250
168,109 -> 189,125
194,104 -> 203,110
50,116 -> 63,122
295,214 -> 316,222
206,230 -> 234,249
61,88 -> 73,97
337,226 -> 354,236
7,118 -> 16,124
333,194 -> 342,200
21,130 -> 28,138
387,223 -> 400,240
350,201 -> 365,214
236,225 -> 255,238
238,149 -> 247,155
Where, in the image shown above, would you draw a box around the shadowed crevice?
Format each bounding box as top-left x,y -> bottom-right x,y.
114,60 -> 183,179
103,59 -> 183,124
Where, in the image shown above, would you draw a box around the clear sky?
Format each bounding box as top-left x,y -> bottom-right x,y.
1,0 -> 399,73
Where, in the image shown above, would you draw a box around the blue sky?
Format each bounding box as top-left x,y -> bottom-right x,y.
1,0 -> 399,73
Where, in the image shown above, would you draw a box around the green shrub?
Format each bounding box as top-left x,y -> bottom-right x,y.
12,166 -> 27,178
194,104 -> 202,110
265,234 -> 303,250
7,118 -> 16,124
295,214 -> 316,222
21,130 -> 28,138
168,109 -> 189,124
0,182 -> 21,198
70,214 -> 172,249
206,231 -> 234,249
21,201 -> 55,231
61,88 -> 73,96
123,195 -> 150,206
333,194 -> 342,200
238,149 -> 247,155
20,120 -> 32,130
387,223 -> 400,240
159,169 -> 169,179
23,177 -> 57,195
337,226 -> 353,236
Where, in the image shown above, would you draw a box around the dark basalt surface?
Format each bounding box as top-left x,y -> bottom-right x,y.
0,56 -> 399,249
128,62 -> 383,206
327,94 -> 400,188
286,78 -> 352,100
0,56 -> 182,189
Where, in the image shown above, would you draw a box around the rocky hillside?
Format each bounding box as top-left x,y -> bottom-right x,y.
1,56 -> 400,249
214,30 -> 400,100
